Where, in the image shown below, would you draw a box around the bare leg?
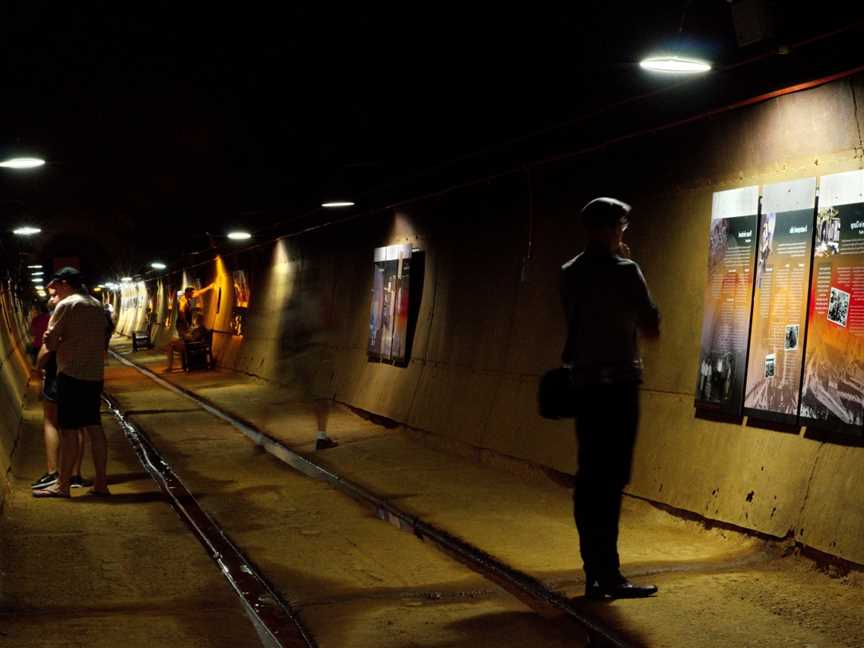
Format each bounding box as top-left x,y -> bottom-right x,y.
86,424 -> 110,494
53,429 -> 79,495
73,429 -> 86,477
315,399 -> 337,449
315,399 -> 330,433
43,401 -> 60,474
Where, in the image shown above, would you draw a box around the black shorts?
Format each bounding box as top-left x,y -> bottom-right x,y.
57,373 -> 103,429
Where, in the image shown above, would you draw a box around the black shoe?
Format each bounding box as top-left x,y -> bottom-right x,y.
70,475 -> 93,489
585,577 -> 657,600
315,437 -> 338,450
31,472 -> 59,490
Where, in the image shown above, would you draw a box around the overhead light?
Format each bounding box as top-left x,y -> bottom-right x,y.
31,271 -> 44,276
227,231 -> 252,240
0,157 -> 45,169
121,277 -> 132,283
639,56 -> 711,74
150,262 -> 166,270
322,201 -> 355,208
13,226 -> 41,236
93,287 -> 102,292
27,265 -> 43,269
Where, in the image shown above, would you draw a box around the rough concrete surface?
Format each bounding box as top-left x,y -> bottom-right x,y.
103,345 -> 864,646
0,389 -> 261,647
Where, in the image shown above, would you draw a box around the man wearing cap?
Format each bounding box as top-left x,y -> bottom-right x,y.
561,197 -> 660,599
33,267 -> 110,498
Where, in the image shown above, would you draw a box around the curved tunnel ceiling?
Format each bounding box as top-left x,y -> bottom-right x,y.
0,3 -> 861,277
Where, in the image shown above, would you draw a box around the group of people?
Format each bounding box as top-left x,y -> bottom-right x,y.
28,267 -> 114,499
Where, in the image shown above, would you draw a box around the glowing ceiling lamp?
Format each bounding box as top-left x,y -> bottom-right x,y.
121,277 -> 132,283
31,271 -> 44,276
150,262 -> 167,270
321,201 -> 355,208
13,226 -> 41,236
227,231 -> 252,240
639,56 -> 711,74
27,265 -> 43,269
0,157 -> 45,169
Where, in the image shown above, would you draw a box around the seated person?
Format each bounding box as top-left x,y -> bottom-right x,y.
165,311 -> 207,372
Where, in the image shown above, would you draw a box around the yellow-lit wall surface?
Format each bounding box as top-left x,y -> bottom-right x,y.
0,287 -> 37,515
117,77 -> 864,564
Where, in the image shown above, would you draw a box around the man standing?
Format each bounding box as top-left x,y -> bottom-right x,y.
560,197 -> 660,599
33,267 -> 110,498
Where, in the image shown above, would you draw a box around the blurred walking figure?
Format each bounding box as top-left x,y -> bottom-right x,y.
33,267 -> 110,498
560,197 -> 660,599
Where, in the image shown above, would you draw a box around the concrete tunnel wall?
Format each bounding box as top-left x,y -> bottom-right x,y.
0,286 -> 38,514
115,74 -> 864,565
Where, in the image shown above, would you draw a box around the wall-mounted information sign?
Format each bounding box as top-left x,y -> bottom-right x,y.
743,178 -> 816,423
368,244 -> 411,363
695,186 -> 760,415
800,170 -> 864,433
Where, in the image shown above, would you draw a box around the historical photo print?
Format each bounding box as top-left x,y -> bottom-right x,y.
828,286 -> 850,327
815,206 -> 841,257
785,324 -> 799,350
764,353 -> 776,378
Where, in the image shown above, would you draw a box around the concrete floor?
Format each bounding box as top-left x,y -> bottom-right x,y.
4,339 -> 864,647
0,393 -> 261,647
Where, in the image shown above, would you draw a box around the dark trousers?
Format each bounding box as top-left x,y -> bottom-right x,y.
573,382 -> 639,582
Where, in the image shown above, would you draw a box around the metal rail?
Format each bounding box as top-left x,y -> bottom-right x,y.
108,349 -> 633,648
103,392 -> 317,648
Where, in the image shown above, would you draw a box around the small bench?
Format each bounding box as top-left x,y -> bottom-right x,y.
182,328 -> 214,371
131,326 -> 154,351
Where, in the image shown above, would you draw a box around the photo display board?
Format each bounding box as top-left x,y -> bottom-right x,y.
800,170 -> 864,433
695,186 -> 759,415
368,244 -> 411,363
743,178 -> 816,423
230,270 -> 250,336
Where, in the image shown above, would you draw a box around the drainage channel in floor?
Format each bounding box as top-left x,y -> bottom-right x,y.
107,348 -> 631,648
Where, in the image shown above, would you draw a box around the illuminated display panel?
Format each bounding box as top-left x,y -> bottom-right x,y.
368,244 -> 411,364
743,178 -> 816,423
695,186 -> 759,416
800,170 -> 864,434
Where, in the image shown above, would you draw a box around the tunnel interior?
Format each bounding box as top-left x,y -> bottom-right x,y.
4,5 -> 864,647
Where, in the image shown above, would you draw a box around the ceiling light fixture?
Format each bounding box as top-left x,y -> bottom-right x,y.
227,231 -> 252,240
639,55 -> 711,74
13,226 -> 41,236
150,262 -> 167,270
121,277 -> 132,283
321,201 -> 355,208
0,157 -> 45,169
27,265 -> 43,269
